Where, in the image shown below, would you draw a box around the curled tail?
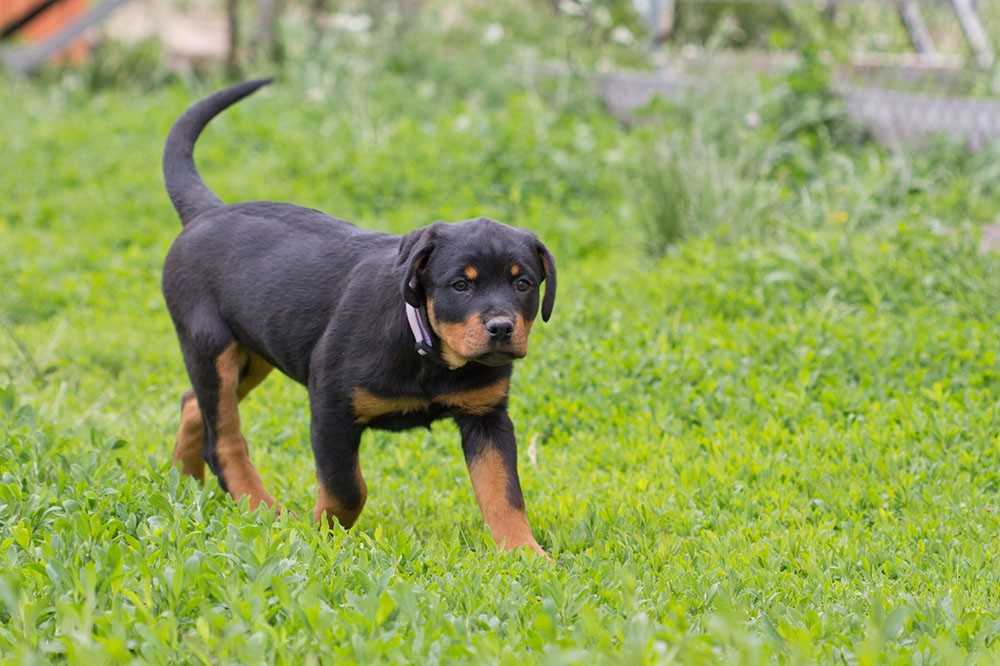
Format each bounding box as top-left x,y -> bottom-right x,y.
163,78 -> 272,224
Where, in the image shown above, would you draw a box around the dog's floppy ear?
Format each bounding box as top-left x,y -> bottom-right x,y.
536,240 -> 557,322
397,224 -> 440,307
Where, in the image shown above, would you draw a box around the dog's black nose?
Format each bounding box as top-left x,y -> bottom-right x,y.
486,317 -> 514,341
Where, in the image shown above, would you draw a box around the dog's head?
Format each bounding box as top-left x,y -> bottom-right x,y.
398,218 -> 556,368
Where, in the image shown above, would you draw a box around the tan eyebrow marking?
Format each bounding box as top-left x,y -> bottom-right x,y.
464,265 -> 479,280
510,264 -> 521,276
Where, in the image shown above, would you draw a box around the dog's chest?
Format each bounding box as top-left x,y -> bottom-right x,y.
352,377 -> 509,426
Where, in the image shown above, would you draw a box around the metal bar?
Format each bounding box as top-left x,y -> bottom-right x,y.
1,0 -> 67,41
647,0 -> 676,45
0,0 -> 133,74
896,0 -> 936,55
949,0 -> 995,68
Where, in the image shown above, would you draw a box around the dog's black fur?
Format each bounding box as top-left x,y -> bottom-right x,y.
161,80 -> 555,554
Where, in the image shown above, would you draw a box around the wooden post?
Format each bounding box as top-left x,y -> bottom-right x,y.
823,0 -> 837,24
309,0 -> 327,50
896,0 -> 936,55
949,0 -> 995,68
252,0 -> 284,64
226,0 -> 241,78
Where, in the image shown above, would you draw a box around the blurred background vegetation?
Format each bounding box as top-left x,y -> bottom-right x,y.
2,0 -> 998,254
0,1 -> 995,90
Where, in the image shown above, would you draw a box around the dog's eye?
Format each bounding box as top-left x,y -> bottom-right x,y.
514,278 -> 533,292
452,279 -> 470,292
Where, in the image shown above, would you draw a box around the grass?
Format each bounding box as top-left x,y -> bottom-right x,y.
1,3 -> 999,663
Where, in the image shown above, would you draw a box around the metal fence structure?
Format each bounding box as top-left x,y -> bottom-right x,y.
599,54 -> 1000,149
637,0 -> 996,65
606,0 -> 1000,148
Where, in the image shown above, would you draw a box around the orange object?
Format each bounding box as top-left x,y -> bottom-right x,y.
1,0 -> 90,63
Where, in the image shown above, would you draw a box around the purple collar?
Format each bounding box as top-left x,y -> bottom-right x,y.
405,303 -> 435,357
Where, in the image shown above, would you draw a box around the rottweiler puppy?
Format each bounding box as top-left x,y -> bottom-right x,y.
161,80 -> 555,555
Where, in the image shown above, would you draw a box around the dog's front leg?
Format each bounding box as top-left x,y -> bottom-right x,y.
455,410 -> 545,556
309,390 -> 366,530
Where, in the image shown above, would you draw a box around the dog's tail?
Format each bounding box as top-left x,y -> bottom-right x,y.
163,78 -> 273,224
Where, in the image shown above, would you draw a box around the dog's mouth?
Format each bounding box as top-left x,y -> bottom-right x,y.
472,334 -> 529,366
473,349 -> 526,366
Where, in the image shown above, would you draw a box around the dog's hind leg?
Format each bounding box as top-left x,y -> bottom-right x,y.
174,390 -> 207,480
179,337 -> 276,510
173,351 -> 273,483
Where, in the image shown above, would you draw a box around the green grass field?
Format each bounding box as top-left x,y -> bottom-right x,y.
1,5 -> 999,663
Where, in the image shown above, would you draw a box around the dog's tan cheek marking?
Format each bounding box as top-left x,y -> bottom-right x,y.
468,447 -> 543,554
441,347 -> 467,370
314,462 -> 367,530
352,387 -> 430,424
453,315 -> 490,356
510,263 -> 521,276
174,391 -> 206,481
511,314 -> 534,356
427,299 -> 477,369
436,377 -> 509,415
214,344 -> 275,510
464,265 -> 479,280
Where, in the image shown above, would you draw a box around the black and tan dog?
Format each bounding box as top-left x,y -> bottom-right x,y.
161,80 -> 555,555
